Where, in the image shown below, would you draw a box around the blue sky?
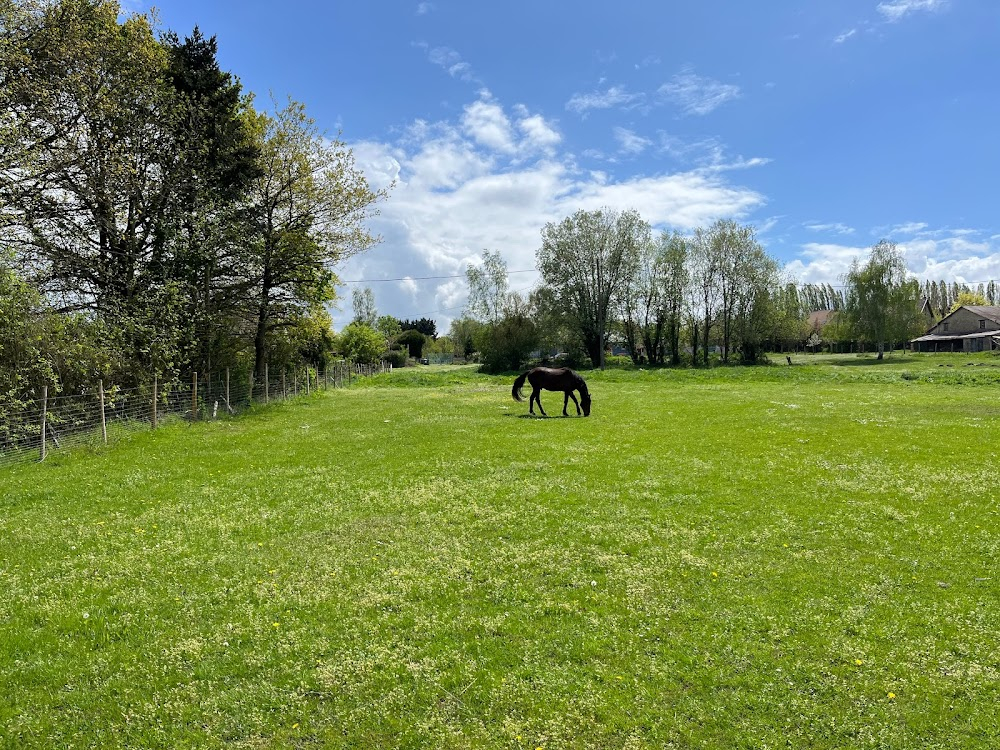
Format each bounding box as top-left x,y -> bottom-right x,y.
138,0 -> 1000,330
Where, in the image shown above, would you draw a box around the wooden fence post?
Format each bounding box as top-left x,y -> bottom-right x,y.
225,368 -> 230,411
99,379 -> 107,444
265,363 -> 270,404
305,367 -> 310,395
40,385 -> 47,462
152,375 -> 158,429
192,371 -> 198,421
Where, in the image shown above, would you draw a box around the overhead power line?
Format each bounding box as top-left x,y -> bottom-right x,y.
342,269 -> 537,283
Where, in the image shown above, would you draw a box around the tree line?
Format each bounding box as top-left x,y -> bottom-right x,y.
343,209 -> 959,372
1,0 -> 385,413
456,212 -> 957,370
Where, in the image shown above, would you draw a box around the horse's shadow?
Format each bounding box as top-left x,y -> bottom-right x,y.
504,413 -> 570,419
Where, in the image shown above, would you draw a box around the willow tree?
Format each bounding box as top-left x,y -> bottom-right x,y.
843,240 -> 922,359
538,208 -> 644,369
245,100 -> 387,378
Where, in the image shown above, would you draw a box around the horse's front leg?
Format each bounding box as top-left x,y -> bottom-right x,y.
567,391 -> 581,415
562,392 -> 570,416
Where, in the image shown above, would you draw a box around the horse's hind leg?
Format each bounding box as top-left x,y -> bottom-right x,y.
562,392 -> 569,416
532,388 -> 546,416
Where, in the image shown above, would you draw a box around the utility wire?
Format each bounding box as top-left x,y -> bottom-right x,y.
342,269 -> 537,283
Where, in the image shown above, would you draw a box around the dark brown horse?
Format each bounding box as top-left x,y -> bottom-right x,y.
512,367 -> 591,417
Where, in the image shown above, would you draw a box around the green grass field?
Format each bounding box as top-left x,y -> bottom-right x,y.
2,354 -> 999,748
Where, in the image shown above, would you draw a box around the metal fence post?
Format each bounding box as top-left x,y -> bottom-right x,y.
99,379 -> 107,444
40,385 -> 47,461
192,371 -> 198,421
152,375 -> 158,429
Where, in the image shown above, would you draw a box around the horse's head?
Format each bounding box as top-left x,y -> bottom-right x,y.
581,391 -> 591,416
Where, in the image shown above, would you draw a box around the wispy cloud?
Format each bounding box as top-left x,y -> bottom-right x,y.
613,127 -> 652,155
805,221 -> 856,235
658,67 -> 741,116
416,2 -> 434,14
416,43 -> 477,83
886,221 -> 929,235
877,0 -> 947,22
566,85 -> 643,114
834,28 -> 858,43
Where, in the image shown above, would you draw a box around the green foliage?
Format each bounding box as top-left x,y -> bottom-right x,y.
475,314 -> 539,373
375,315 -> 401,343
0,260 -> 112,404
538,208 -> 645,368
949,291 -> 989,313
396,329 -> 428,359
843,240 -> 925,358
383,348 -> 408,368
337,322 -> 385,364
398,317 -> 437,338
448,317 -> 483,359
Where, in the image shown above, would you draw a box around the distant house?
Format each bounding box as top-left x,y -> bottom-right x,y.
910,305 -> 1000,352
917,297 -> 938,328
806,309 -> 836,333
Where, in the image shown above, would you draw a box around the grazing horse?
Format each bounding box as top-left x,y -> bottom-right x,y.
512,367 -> 591,417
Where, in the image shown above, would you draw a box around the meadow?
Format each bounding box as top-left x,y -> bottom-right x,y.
1,353 -> 998,749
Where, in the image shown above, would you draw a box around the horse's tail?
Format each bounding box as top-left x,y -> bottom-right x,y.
512,370 -> 530,402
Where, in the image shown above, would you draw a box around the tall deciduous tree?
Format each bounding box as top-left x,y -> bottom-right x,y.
1,0 -> 178,312
843,240 -> 923,359
352,286 -> 377,327
661,231 -> 689,366
538,208 -> 643,369
245,99 -> 386,378
617,224 -> 659,364
466,250 -> 510,326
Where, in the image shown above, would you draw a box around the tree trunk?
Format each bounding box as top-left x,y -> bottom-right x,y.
254,288 -> 270,379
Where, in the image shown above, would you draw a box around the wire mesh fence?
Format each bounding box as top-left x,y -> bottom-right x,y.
0,360 -> 391,468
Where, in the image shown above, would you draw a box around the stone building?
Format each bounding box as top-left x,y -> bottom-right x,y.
910,305 -> 1000,352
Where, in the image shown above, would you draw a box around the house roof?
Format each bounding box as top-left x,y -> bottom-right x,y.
807,310 -> 836,329
960,306 -> 1000,324
911,330 -> 1000,343
922,304 -> 1000,335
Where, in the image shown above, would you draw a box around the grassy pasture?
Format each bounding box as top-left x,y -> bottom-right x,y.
1,354 -> 999,748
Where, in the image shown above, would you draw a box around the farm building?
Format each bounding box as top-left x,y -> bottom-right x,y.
910,305 -> 1000,352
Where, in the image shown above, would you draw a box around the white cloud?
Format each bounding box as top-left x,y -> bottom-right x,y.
658,67 -> 741,116
784,242 -> 870,284
344,96 -> 766,330
877,0 -> 947,22
614,127 -> 652,155
834,29 -> 858,43
416,2 -> 434,14
461,98 -> 515,153
399,277 -> 419,297
517,113 -> 561,153
566,85 -> 643,114
784,231 -> 1000,287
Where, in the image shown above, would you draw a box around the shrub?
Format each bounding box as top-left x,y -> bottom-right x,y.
384,349 -> 407,368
